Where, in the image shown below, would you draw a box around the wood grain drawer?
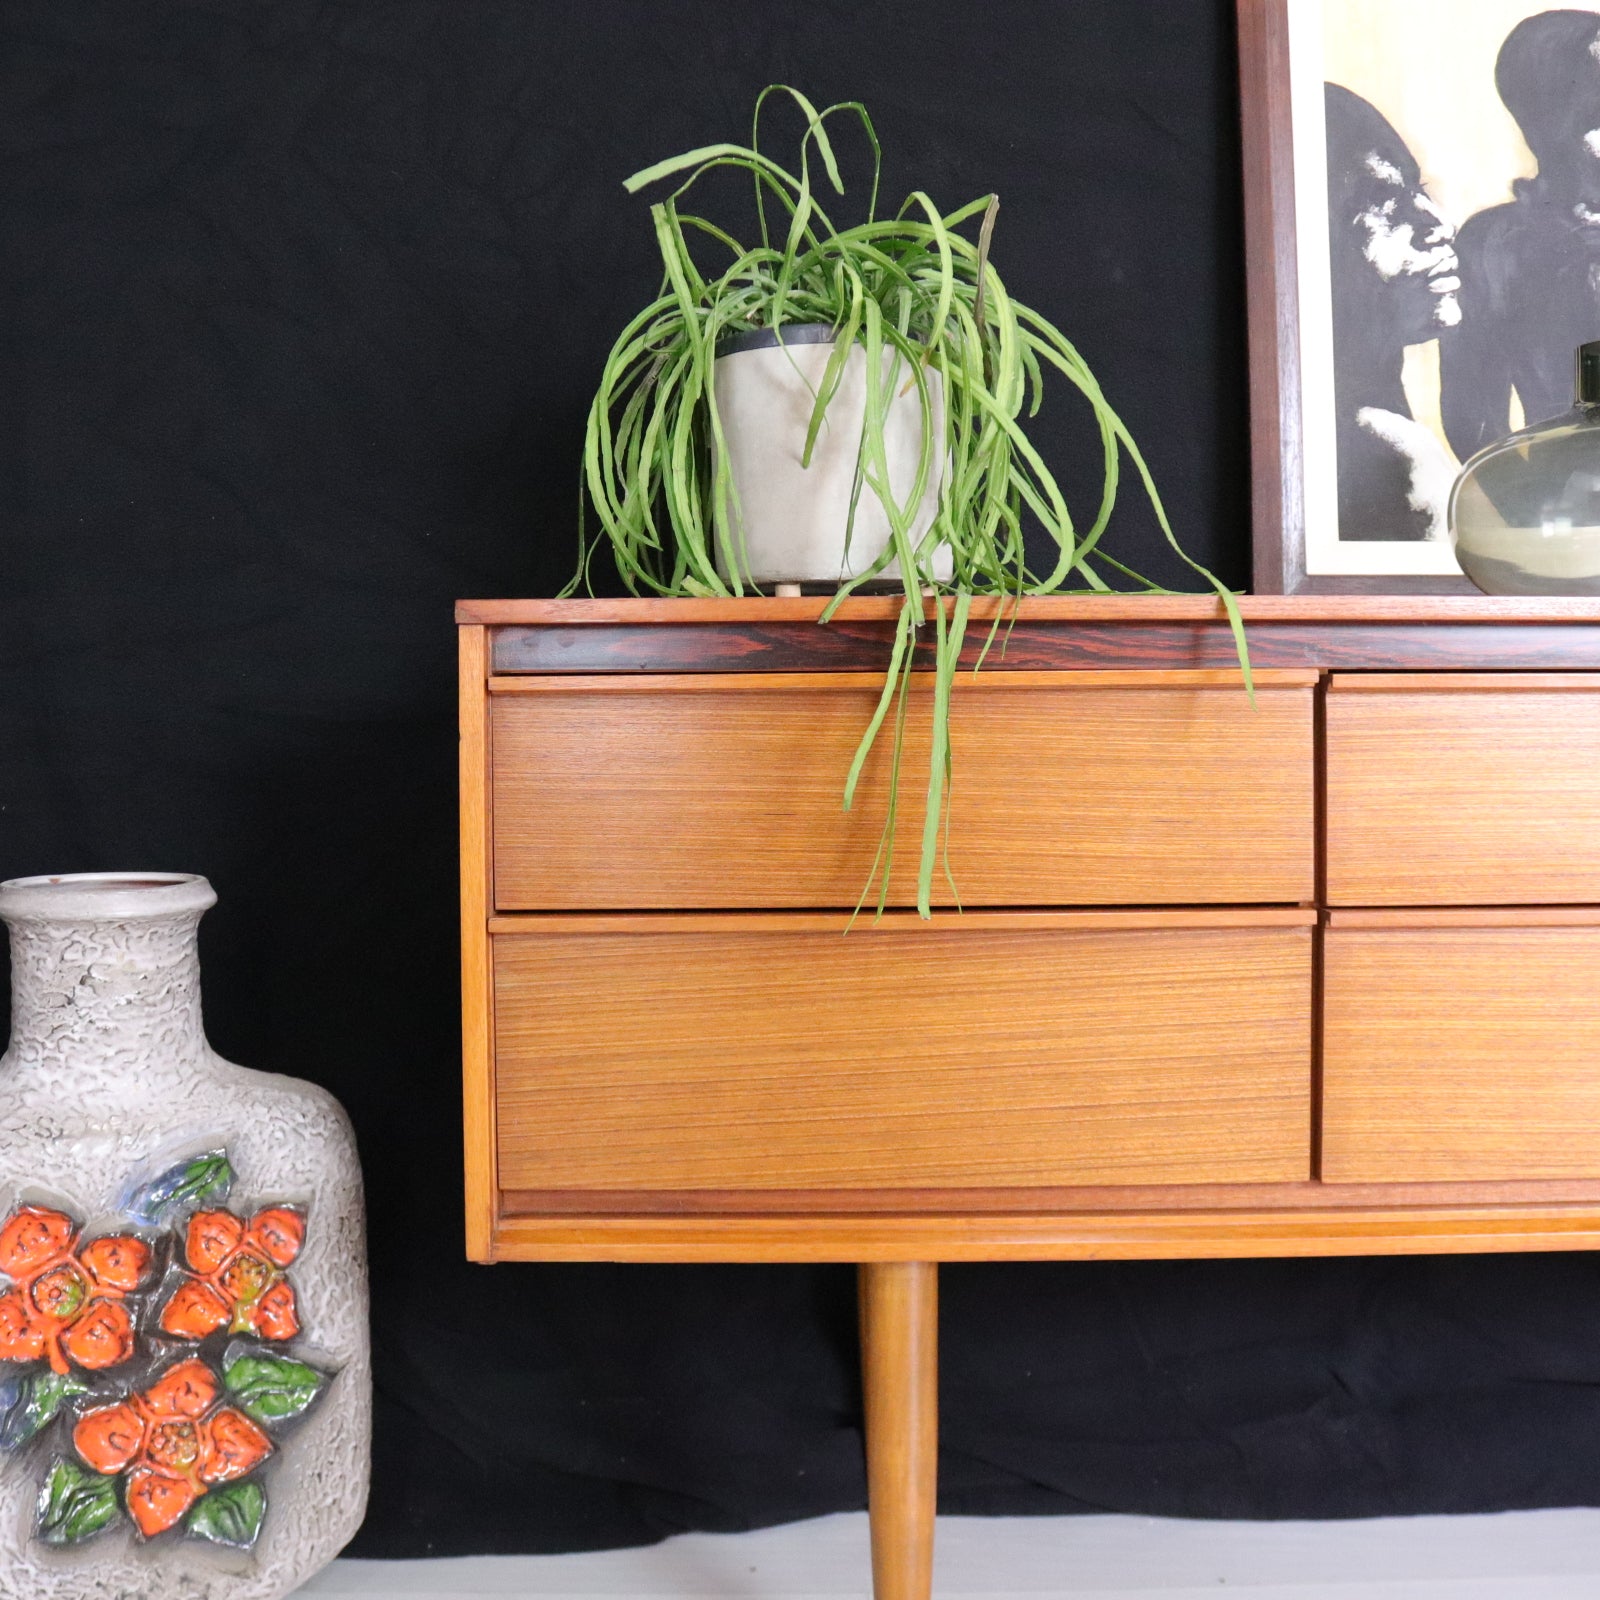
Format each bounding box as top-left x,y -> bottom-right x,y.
1327,674 -> 1600,904
492,911 -> 1314,1193
1324,911 -> 1600,1182
490,670 -> 1314,910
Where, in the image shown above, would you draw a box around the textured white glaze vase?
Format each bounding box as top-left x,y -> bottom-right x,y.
0,872 -> 369,1599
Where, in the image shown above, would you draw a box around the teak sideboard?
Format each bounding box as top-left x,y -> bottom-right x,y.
458,594 -> 1600,1600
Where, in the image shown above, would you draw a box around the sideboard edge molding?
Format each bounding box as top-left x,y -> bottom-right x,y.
485,1206 -> 1600,1262
486,621 -> 1600,675
457,595 -> 1600,626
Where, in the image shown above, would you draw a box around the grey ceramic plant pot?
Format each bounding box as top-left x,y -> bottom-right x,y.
711,323 -> 953,588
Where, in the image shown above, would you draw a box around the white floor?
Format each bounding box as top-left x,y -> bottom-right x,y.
295,1508 -> 1600,1598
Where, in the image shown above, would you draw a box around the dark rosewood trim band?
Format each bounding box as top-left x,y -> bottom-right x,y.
491,621 -> 1600,675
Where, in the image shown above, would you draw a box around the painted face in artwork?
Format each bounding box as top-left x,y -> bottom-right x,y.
1495,9 -> 1600,214
1326,83 -> 1460,343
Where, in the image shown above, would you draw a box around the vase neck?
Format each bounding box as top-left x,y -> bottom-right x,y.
0,875 -> 216,1086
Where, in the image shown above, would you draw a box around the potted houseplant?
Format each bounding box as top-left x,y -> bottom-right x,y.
572,87 -> 1248,916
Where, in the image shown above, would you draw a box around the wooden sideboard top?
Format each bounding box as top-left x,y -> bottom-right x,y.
456,595 -> 1600,624
457,594 -> 1600,673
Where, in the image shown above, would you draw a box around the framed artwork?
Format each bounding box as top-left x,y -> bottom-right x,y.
1240,0 -> 1600,592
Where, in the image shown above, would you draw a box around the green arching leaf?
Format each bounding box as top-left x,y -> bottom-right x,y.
677,212 -> 748,262
750,87 -> 849,258
917,592 -> 971,917
187,1480 -> 267,1549
801,276 -> 862,468
650,203 -> 703,325
839,599 -> 916,813
623,142 -> 799,197
846,631 -> 917,929
36,1459 -> 120,1546
1,1370 -> 90,1451
971,194 -> 999,362
223,1354 -> 327,1424
789,87 -> 844,196
831,100 -> 881,223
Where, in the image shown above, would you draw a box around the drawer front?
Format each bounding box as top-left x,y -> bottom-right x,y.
493,912 -> 1313,1192
491,671 -> 1314,909
1327,674 -> 1600,905
1323,915 -> 1600,1182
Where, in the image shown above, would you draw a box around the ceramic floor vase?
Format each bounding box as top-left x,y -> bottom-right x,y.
0,873 -> 370,1599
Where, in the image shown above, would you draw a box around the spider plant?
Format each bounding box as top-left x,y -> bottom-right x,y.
571,86 -> 1249,917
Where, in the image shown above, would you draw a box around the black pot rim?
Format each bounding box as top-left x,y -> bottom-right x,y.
715,322 -> 839,357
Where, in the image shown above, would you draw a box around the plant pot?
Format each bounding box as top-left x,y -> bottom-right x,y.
0,872 -> 369,1598
711,324 -> 953,587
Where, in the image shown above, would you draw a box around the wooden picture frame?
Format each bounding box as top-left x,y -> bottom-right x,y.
1239,0 -> 1481,594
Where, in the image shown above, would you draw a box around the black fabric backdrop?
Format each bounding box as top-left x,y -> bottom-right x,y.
4,0 -> 1600,1559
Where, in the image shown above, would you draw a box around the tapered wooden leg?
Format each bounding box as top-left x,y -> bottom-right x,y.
858,1261 -> 938,1600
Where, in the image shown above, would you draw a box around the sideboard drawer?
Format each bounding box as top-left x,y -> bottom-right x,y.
492,911 -> 1313,1193
1327,674 -> 1600,904
1323,912 -> 1600,1182
490,671 -> 1314,909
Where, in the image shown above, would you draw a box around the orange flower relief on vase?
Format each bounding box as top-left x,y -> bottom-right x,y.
0,1206 -> 150,1375
73,1357 -> 272,1537
159,1207 -> 304,1342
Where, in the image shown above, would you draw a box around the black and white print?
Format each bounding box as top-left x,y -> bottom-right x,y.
1289,1 -> 1600,574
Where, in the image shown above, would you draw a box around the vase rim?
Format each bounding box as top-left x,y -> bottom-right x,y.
0,871 -> 216,922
